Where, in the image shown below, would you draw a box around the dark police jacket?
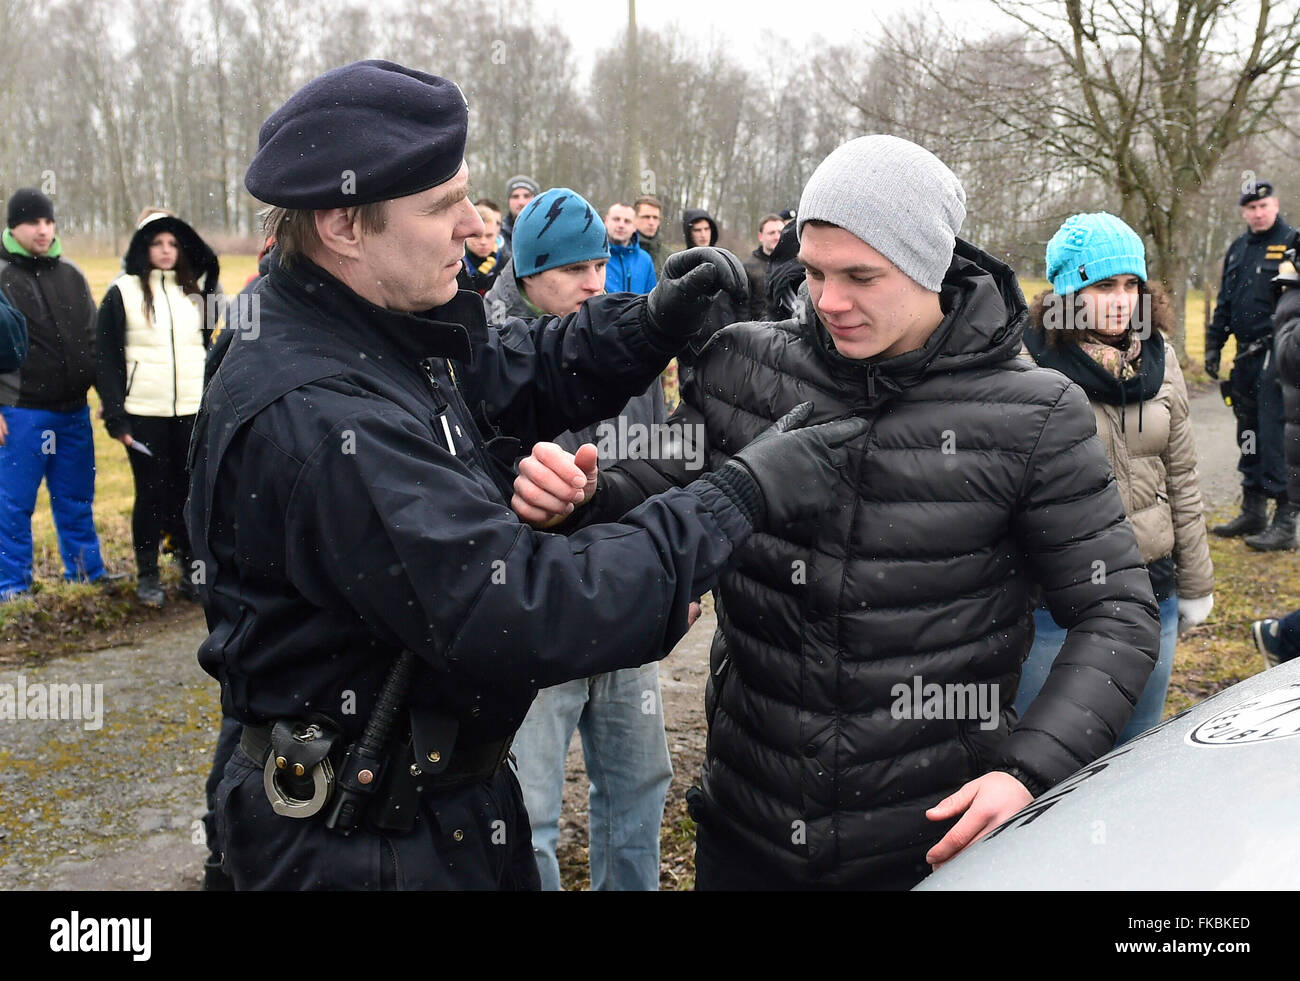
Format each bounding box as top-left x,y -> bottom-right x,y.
1272,287 -> 1300,504
1208,217 -> 1295,354
187,256 -> 750,751
568,240 -> 1159,886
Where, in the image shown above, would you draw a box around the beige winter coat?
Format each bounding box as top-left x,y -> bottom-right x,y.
1024,290 -> 1213,600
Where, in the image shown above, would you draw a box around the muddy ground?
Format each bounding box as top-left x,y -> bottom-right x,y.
0,385 -> 1249,889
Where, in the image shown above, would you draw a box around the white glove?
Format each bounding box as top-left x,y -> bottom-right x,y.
1178,594 -> 1214,631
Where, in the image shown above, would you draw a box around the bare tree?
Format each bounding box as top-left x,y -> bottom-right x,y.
966,0 -> 1300,359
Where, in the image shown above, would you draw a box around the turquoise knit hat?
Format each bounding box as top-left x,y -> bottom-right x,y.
512,187 -> 609,278
1045,212 -> 1147,294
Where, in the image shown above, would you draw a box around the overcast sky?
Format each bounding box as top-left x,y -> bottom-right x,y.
524,0 -> 1012,78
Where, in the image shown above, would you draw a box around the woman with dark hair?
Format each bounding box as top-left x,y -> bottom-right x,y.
1015,212 -> 1214,743
96,209 -> 219,607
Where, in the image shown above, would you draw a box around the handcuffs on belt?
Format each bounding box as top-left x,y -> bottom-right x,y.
248,652 -> 512,834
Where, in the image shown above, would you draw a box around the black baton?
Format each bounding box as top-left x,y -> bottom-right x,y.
324,650 -> 417,833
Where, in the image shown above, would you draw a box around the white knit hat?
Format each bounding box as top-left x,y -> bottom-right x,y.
797,135 -> 966,292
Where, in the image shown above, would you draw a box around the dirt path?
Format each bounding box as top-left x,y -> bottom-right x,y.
0,385 -> 1243,889
0,618 -> 214,889
1189,383 -> 1241,512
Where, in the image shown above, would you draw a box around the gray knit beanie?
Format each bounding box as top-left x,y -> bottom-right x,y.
797,135 -> 966,292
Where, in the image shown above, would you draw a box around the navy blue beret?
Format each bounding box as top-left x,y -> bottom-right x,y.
245,60 -> 469,209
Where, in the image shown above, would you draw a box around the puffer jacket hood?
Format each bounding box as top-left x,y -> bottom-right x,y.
681,208 -> 719,247
124,210 -> 219,296
790,237 -> 1027,409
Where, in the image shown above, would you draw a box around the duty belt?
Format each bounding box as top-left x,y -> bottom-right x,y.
241,717 -> 514,832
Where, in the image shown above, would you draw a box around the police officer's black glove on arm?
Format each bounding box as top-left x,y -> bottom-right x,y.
646,246 -> 748,344
1204,347 -> 1220,380
702,402 -> 869,532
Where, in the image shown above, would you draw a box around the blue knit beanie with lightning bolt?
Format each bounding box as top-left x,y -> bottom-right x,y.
511,187 -> 609,278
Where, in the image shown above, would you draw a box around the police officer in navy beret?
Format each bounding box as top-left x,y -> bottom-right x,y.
1207,179 -> 1297,548
188,60 -> 864,890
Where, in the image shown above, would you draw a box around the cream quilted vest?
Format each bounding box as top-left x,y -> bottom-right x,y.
114,269 -> 206,417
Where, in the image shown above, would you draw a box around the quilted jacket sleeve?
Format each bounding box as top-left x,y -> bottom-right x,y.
1001,380 -> 1161,795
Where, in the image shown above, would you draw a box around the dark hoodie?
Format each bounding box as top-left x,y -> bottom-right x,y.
680,208 -> 719,248
96,213 -> 220,437
570,238 -> 1158,887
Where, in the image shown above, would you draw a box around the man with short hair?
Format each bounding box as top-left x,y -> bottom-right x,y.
1206,180 -> 1296,548
743,213 -> 785,322
512,135 -> 1160,889
604,201 -> 657,295
501,175 -> 539,250
484,187 -> 672,890
634,194 -> 666,278
0,188 -> 111,598
189,60 -> 845,891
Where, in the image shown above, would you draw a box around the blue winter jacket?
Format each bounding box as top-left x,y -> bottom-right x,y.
605,233 -> 658,295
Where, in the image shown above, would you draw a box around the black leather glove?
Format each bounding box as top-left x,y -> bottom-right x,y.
1204,347 -> 1220,380
704,402 -> 869,531
647,247 -> 748,342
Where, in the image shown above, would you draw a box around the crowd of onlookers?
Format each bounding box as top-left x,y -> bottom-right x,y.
0,188 -> 219,607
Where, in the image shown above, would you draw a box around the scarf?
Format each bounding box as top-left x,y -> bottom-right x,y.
1024,323 -> 1165,433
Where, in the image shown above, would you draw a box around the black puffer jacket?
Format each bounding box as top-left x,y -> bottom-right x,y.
1272,286 -> 1300,503
572,239 -> 1159,885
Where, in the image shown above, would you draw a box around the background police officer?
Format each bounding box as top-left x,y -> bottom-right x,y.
1207,179 -> 1296,548
189,60 -> 864,890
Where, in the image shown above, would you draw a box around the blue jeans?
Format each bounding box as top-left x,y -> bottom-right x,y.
513,662 -> 673,890
0,405 -> 106,596
1013,594 -> 1179,745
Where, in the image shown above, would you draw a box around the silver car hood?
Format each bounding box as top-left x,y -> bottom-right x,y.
916,657 -> 1300,890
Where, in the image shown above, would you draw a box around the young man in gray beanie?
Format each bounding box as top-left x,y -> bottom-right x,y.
510,134 -> 1159,889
